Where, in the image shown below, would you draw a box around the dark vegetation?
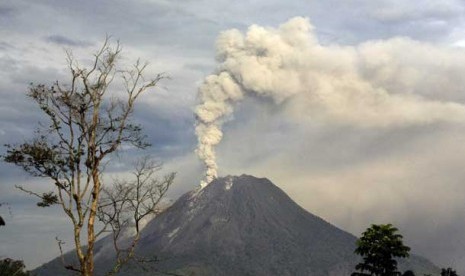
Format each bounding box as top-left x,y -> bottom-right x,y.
352,224 -> 410,276
0,202 -> 9,227
352,224 -> 459,276
0,258 -> 30,276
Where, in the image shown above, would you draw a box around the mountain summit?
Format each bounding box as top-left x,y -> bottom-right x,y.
35,175 -> 439,275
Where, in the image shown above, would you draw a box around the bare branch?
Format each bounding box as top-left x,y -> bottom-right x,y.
98,157 -> 175,275
15,185 -> 59,207
2,37 -> 171,276
56,237 -> 82,273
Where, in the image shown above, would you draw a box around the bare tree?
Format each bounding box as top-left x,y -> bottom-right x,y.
97,157 -> 175,275
3,38 -> 170,276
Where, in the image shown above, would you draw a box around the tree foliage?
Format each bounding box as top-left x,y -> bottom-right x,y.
0,202 -> 10,227
441,268 -> 459,276
3,38 -> 169,276
0,258 -> 30,276
0,203 -> 5,227
352,223 -> 410,276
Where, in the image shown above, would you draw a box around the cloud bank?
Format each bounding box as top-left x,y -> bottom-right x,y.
195,17 -> 465,186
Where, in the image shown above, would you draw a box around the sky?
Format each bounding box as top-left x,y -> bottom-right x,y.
2,0 -> 465,272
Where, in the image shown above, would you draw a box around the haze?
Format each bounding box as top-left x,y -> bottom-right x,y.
2,0 -> 465,273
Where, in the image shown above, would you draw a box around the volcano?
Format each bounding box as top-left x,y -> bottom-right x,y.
35,175 -> 439,275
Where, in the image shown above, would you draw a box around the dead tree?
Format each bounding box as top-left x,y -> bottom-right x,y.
3,38 -> 170,276
98,157 -> 175,275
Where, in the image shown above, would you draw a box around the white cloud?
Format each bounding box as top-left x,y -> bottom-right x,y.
4,0 -> 465,272
195,17 -> 465,186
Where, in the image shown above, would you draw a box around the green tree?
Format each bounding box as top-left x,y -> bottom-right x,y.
441,268 -> 459,276
352,223 -> 410,276
0,258 -> 30,276
3,38 -> 170,276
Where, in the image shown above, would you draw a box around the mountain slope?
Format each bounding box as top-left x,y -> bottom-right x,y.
35,175 -> 440,275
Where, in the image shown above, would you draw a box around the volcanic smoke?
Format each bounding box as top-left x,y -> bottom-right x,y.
195,17 -> 465,187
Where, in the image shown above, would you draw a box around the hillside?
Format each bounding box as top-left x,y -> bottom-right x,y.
35,175 -> 440,275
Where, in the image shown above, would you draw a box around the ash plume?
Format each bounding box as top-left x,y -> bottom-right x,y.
195,17 -> 465,187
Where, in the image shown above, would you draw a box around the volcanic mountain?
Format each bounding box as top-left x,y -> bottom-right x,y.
35,175 -> 439,275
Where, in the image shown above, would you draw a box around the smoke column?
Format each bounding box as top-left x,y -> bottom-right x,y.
195,17 -> 465,187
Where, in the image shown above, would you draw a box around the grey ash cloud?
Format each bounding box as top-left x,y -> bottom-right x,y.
0,41 -> 13,50
0,6 -> 15,18
2,0 -> 465,273
44,35 -> 92,47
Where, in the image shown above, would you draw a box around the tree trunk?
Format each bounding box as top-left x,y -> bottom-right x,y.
85,169 -> 101,276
